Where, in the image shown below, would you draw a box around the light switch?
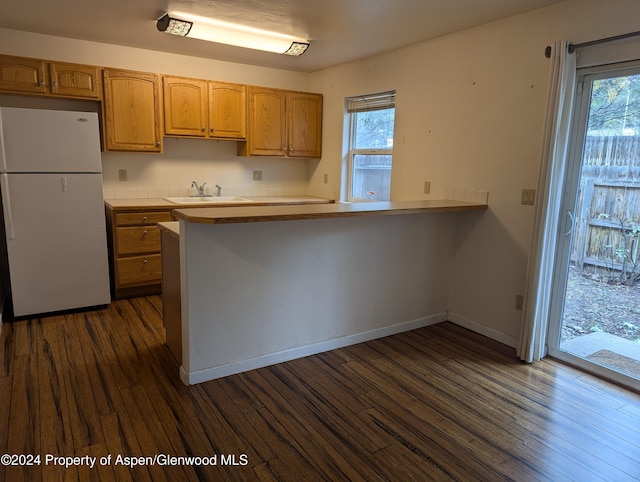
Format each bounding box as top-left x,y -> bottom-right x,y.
521,189 -> 535,205
515,294 -> 524,310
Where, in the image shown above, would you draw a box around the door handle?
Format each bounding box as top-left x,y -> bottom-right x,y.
564,210 -> 575,237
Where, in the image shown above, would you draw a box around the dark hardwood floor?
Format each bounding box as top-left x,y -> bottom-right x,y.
1,296 -> 639,481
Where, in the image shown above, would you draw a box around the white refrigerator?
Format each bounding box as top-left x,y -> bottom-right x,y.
0,107 -> 110,317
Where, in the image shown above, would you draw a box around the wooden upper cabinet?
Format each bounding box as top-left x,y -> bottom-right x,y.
208,81 -> 246,139
288,92 -> 322,158
0,56 -> 47,94
0,54 -> 321,157
162,76 -> 246,140
163,76 -> 208,137
0,55 -> 101,99
103,68 -> 162,152
49,62 -> 101,99
243,86 -> 287,156
241,86 -> 322,158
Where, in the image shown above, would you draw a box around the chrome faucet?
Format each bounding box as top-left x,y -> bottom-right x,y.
191,181 -> 207,197
215,184 -> 222,197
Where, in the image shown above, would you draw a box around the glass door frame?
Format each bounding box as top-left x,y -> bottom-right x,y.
546,61 -> 640,392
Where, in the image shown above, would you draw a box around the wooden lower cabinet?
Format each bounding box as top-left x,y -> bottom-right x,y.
106,206 -> 173,298
160,225 -> 181,363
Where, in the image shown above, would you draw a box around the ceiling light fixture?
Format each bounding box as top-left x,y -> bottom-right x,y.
157,12 -> 310,56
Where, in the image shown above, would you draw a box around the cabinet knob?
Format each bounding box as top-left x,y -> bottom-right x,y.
210,127 -> 215,132
39,80 -> 45,86
142,230 -> 148,235
142,216 -> 148,222
143,259 -> 148,264
52,82 -> 58,87
201,127 -> 206,132
156,142 -> 161,147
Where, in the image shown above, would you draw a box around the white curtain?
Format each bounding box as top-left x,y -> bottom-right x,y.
517,41 -> 576,363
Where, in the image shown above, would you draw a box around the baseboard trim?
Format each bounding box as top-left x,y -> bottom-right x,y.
181,312 -> 448,385
447,312 -> 517,348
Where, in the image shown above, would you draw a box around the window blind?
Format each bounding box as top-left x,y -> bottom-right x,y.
576,36 -> 640,69
346,90 -> 396,113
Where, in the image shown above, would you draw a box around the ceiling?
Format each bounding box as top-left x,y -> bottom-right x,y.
0,0 -> 565,73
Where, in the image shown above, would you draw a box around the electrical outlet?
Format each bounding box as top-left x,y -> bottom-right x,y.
118,169 -> 127,182
521,189 -> 536,205
253,170 -> 262,181
424,181 -> 431,194
324,173 -> 328,184
515,294 -> 524,311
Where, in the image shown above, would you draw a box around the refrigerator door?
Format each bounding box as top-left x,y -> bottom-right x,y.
0,107 -> 102,173
3,173 -> 110,316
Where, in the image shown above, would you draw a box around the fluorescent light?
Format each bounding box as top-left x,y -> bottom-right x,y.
157,12 -> 309,56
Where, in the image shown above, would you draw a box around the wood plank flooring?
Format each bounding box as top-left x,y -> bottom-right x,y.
1,296 -> 640,481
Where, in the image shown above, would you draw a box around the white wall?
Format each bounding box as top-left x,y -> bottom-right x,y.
0,28 -> 315,198
309,0 -> 640,343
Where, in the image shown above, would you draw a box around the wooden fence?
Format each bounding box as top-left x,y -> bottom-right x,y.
571,136 -> 640,283
352,154 -> 392,201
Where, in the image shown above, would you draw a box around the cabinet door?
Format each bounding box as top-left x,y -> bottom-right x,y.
246,87 -> 286,156
49,62 -> 101,99
103,69 -> 162,152
288,92 -> 322,158
163,76 -> 207,137
208,81 -> 246,139
0,55 -> 47,94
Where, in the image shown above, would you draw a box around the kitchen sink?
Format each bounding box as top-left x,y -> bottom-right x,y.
164,196 -> 254,204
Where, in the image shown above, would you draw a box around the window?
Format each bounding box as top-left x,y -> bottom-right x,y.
346,91 -> 396,201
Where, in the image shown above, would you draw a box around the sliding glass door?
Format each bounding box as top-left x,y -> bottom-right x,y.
547,62 -> 640,391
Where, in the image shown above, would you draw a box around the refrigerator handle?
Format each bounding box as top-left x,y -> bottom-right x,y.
1,173 -> 15,239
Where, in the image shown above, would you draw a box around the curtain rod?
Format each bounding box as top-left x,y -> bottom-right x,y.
545,30 -> 640,58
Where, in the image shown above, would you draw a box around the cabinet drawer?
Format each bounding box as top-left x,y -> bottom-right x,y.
116,254 -> 162,286
116,226 -> 161,255
115,211 -> 173,226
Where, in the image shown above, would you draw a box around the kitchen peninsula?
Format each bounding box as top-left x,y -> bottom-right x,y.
169,199 -> 488,385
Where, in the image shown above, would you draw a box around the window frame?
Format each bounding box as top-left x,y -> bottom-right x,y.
345,91 -> 396,202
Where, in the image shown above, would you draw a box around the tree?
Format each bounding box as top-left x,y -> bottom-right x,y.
587,74 -> 640,134
355,108 -> 395,148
